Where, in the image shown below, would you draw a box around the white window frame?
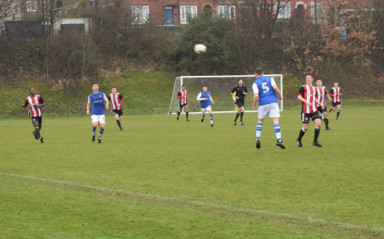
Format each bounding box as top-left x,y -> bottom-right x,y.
311,1 -> 326,23
275,2 -> 291,19
218,5 -> 236,19
131,6 -> 149,24
26,0 -> 37,12
180,6 -> 197,24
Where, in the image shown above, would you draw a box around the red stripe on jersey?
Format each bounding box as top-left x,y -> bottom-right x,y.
316,87 -> 326,106
109,93 -> 121,110
331,87 -> 341,103
27,96 -> 42,117
301,85 -> 317,113
179,90 -> 188,105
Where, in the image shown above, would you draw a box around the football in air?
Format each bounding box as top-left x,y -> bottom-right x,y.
194,44 -> 207,54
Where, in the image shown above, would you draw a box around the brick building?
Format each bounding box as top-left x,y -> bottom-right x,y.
96,0 -> 347,26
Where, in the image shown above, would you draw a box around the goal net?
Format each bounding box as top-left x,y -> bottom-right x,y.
168,74 -> 283,114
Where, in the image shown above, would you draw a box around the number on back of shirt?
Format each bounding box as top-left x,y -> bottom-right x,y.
262,82 -> 270,93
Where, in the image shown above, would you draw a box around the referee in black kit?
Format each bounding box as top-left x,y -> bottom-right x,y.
231,79 -> 248,126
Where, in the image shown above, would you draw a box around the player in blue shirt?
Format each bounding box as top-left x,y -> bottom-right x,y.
86,83 -> 109,143
196,86 -> 215,127
252,67 -> 285,149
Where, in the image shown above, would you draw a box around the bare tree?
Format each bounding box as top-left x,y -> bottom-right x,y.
0,0 -> 19,23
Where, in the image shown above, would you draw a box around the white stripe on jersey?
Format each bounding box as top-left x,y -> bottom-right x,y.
109,93 -> 121,110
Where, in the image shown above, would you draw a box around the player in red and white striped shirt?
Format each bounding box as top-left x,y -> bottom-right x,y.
329,82 -> 342,120
107,87 -> 124,131
21,88 -> 45,143
176,85 -> 189,121
297,75 -> 324,147
316,79 -> 332,130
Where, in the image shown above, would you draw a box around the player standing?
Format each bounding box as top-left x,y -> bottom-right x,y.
297,75 -> 324,147
86,83 -> 109,143
252,68 -> 285,149
21,88 -> 45,143
197,86 -> 214,127
316,79 -> 332,130
231,79 -> 248,126
329,82 -> 342,120
176,85 -> 189,121
107,87 -> 124,131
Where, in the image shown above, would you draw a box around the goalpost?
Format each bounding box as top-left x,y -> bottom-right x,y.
168,74 -> 283,115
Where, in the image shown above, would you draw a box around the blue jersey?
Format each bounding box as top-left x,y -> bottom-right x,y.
197,91 -> 212,108
88,91 -> 108,115
253,76 -> 278,106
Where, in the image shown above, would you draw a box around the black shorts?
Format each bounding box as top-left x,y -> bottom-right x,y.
332,102 -> 341,107
236,99 -> 245,107
179,103 -> 188,109
31,117 -> 42,124
113,109 -> 123,116
317,105 -> 327,114
301,112 -> 320,124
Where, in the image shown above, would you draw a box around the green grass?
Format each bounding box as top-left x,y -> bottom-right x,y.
1,105 -> 383,238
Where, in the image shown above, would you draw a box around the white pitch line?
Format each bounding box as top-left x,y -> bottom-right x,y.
1,171 -> 383,234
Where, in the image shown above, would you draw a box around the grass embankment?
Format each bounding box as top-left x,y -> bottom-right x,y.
0,68 -> 177,119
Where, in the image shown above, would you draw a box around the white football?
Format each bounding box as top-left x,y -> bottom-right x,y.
194,44 -> 207,54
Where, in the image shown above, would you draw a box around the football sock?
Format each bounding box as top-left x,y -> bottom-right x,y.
298,128 -> 306,140
98,129 -> 104,139
274,123 -> 281,141
240,112 -> 244,122
186,111 -> 189,119
234,113 -> 239,122
209,114 -> 213,124
92,127 -> 96,136
177,111 -> 180,116
337,111 -> 340,118
314,127 -> 320,141
34,127 -> 41,138
256,123 -> 262,140
116,120 -> 122,129
324,117 -> 329,128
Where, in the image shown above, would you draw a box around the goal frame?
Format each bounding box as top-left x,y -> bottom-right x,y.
168,74 -> 283,115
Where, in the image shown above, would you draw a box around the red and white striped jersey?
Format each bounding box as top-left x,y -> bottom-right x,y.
108,93 -> 124,110
24,95 -> 44,117
298,85 -> 318,113
316,86 -> 328,106
177,90 -> 188,105
330,87 -> 342,103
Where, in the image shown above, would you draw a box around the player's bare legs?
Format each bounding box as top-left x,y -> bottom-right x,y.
114,113 -> 122,131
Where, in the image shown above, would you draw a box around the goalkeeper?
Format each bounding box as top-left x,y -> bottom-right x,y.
231,79 -> 248,126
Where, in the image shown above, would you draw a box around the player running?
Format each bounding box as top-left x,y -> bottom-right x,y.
21,88 -> 45,143
107,87 -> 124,131
86,83 -> 109,143
316,79 -> 332,130
231,79 -> 248,126
176,85 -> 189,121
297,75 -> 324,147
329,82 -> 342,120
197,86 -> 214,127
252,68 -> 285,149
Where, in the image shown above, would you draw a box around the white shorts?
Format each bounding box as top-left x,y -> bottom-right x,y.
201,106 -> 212,114
258,103 -> 280,119
91,115 -> 106,124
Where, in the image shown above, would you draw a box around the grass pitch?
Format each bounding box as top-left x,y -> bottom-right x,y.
1,105 -> 383,238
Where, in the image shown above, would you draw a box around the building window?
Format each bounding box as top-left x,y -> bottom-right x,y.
26,1 -> 37,12
180,6 -> 197,24
311,1 -> 326,23
275,2 -> 291,19
131,6 -> 149,24
218,5 -> 236,19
